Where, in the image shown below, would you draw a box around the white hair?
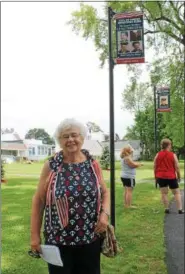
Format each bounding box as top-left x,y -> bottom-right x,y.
54,118 -> 87,143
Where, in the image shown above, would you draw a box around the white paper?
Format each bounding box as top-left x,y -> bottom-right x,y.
40,245 -> 63,267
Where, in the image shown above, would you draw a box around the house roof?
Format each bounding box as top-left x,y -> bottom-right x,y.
102,140 -> 141,150
1,133 -> 22,142
1,142 -> 27,151
82,140 -> 103,156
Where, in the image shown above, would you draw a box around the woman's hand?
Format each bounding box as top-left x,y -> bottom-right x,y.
31,234 -> 41,253
95,212 -> 109,234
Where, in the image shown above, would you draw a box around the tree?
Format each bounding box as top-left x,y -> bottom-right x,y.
86,121 -> 102,132
25,128 -> 55,145
1,162 -> 5,179
1,162 -> 6,183
68,1 -> 184,155
68,2 -> 185,66
122,80 -> 152,112
124,106 -> 168,159
100,145 -> 110,170
1,128 -> 15,134
115,133 -> 120,141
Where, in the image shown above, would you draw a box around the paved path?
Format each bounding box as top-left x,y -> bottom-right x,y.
164,189 -> 184,274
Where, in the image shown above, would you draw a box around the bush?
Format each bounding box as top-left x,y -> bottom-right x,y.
1,162 -> 5,179
100,145 -> 110,169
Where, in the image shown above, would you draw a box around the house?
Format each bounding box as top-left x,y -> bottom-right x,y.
1,133 -> 27,157
87,131 -> 120,142
1,133 -> 54,161
102,140 -> 142,160
86,131 -> 106,142
23,139 -> 54,161
82,140 -> 102,157
1,141 -> 27,157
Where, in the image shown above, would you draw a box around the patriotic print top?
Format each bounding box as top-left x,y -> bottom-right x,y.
44,150 -> 99,246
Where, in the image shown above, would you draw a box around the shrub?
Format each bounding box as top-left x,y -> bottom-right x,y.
100,145 -> 110,170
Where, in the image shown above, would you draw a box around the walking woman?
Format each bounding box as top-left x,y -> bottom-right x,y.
120,145 -> 143,208
30,118 -> 110,274
154,138 -> 184,214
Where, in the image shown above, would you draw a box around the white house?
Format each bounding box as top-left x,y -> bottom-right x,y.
1,133 -> 54,161
23,139 -> 54,161
101,140 -> 142,161
86,131 -> 106,142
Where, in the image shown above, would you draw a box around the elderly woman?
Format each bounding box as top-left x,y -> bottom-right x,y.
120,145 -> 143,208
154,138 -> 184,214
30,118 -> 110,274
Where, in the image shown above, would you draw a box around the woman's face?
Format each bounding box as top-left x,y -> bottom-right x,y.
58,126 -> 84,154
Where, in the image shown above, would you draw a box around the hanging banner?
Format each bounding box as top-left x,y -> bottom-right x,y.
157,87 -> 171,112
114,11 -> 145,64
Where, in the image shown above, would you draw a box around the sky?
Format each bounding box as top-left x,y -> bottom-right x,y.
1,2 -> 152,139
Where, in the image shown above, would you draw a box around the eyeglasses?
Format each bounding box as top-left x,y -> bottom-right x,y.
28,250 -> 41,259
60,133 -> 81,140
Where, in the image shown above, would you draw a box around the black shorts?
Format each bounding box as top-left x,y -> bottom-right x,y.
156,178 -> 179,189
121,177 -> 136,188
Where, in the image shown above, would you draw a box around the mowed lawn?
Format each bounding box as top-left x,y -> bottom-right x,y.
1,161 -> 184,274
5,160 -> 184,180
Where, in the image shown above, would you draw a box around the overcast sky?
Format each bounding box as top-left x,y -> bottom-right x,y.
2,2 -> 153,139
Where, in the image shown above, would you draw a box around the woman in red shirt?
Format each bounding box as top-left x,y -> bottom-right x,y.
154,139 -> 184,214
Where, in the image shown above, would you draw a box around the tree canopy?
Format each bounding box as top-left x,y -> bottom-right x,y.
86,121 -> 103,132
68,1 -> 184,157
25,128 -> 55,145
68,1 -> 184,66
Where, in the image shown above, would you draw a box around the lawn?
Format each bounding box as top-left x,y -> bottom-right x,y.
5,160 -> 184,181
1,161 -> 184,274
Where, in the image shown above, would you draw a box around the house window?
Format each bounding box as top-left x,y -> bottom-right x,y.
41,146 -> 45,155
45,147 -> 48,155
38,146 -> 41,155
29,147 -> 35,155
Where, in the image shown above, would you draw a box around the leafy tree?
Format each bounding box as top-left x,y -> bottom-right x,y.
25,128 -> 55,145
115,133 -> 120,141
100,145 -> 110,169
1,162 -> 5,178
1,162 -> 5,182
86,121 -> 102,132
68,1 -> 185,66
124,106 -> 168,159
1,128 -> 15,134
122,80 -> 152,112
68,1 -> 184,156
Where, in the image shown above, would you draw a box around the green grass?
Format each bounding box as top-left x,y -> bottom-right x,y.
2,178 -> 168,274
2,162 -> 184,274
5,161 -> 184,182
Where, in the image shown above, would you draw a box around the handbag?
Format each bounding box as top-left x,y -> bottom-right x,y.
100,224 -> 122,258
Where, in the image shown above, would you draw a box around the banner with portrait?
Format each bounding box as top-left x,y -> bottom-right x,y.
114,11 -> 145,64
157,87 -> 171,112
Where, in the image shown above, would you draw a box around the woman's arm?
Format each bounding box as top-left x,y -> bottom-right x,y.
174,154 -> 181,181
125,157 -> 143,168
30,161 -> 50,252
153,154 -> 158,178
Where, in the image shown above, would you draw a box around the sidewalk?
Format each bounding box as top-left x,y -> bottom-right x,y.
164,189 -> 184,274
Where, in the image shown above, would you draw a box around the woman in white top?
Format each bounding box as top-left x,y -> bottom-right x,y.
120,145 -> 143,208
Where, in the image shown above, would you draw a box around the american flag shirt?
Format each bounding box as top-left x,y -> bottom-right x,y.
44,150 -> 99,246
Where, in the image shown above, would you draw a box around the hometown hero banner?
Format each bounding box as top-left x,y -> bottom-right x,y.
115,12 -> 145,64
157,87 -> 171,112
